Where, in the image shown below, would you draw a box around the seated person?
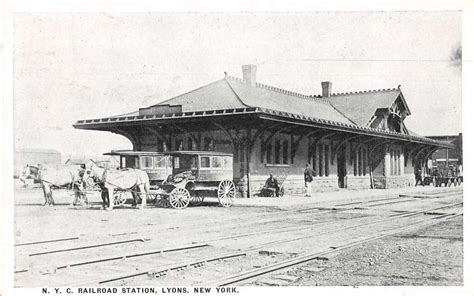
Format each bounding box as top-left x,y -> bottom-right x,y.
262,174 -> 280,197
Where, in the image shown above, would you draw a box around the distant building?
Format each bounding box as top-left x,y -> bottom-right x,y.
64,155 -> 120,169
14,148 -> 61,176
426,134 -> 463,172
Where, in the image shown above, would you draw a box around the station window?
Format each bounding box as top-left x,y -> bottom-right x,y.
200,156 -> 211,168
175,139 -> 183,151
318,144 -> 324,177
266,143 -> 272,163
157,139 -> 164,152
274,140 -> 281,164
324,144 -> 330,177
353,146 -> 367,176
264,137 -> 290,165
187,138 -> 193,151
282,140 -> 289,164
390,148 -> 401,176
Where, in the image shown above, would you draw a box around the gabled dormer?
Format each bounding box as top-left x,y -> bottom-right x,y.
328,84 -> 411,134
368,92 -> 411,133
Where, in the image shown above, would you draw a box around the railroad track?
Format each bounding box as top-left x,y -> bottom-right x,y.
15,192 -> 462,287
202,211 -> 461,286
48,201 -> 462,287
16,188 -> 462,247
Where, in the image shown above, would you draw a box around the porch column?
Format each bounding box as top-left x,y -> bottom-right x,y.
400,151 -> 405,175
384,146 -> 391,177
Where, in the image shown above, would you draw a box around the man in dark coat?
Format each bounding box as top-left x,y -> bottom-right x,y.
304,163 -> 317,197
415,168 -> 423,186
264,174 -> 280,197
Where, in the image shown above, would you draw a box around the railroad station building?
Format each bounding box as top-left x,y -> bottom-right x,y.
74,65 -> 453,197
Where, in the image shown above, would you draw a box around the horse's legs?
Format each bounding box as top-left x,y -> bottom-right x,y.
41,183 -> 49,206
107,186 -> 114,211
72,184 -> 80,206
138,184 -> 146,209
44,184 -> 55,206
99,185 -> 107,208
131,191 -> 137,207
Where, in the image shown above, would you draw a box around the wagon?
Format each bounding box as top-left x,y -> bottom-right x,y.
103,150 -> 172,206
152,151 -> 236,209
430,167 -> 463,187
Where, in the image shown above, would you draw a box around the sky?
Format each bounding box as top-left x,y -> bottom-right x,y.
13,11 -> 462,158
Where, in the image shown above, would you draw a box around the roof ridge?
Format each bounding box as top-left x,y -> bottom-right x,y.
327,100 -> 359,126
225,74 -> 330,104
330,87 -> 399,97
223,76 -> 252,108
151,79 -> 226,107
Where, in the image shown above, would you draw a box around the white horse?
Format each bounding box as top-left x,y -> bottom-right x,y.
36,165 -> 86,206
19,165 -> 41,186
87,164 -> 150,210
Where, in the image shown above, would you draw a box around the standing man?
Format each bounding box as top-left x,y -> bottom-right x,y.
415,167 -> 423,186
304,163 -> 316,197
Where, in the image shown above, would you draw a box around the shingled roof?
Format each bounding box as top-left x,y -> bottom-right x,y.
73,67 -> 454,148
328,88 -> 411,127
150,75 -> 354,126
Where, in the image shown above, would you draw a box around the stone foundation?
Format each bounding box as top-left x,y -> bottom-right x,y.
346,175 -> 371,190
372,175 -> 414,189
237,173 -> 415,197
247,175 -> 339,197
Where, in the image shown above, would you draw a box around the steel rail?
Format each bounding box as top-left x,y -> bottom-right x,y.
71,188 -> 459,240
15,243 -> 209,273
67,251 -> 248,286
62,201 -> 462,286
28,238 -> 147,257
201,212 -> 457,286
17,214 -> 371,274
15,237 -> 79,247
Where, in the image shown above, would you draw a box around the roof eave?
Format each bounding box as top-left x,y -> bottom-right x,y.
73,107 -> 451,148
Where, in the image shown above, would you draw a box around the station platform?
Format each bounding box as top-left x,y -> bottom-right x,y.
234,185 -> 463,210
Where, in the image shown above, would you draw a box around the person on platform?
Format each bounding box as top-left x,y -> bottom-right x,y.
415,168 -> 423,186
263,174 -> 280,197
304,163 -> 317,197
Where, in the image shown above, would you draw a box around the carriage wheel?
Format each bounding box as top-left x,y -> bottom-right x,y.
279,187 -> 285,197
169,188 -> 190,209
113,192 -> 128,206
217,180 -> 236,208
189,193 -> 205,206
155,196 -> 170,208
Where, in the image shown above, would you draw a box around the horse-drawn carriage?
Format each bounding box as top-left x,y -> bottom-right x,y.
104,150 -> 236,209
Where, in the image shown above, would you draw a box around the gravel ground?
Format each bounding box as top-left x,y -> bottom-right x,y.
14,181 -> 463,287
249,217 -> 463,286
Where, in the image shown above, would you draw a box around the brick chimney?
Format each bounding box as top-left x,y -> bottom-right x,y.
321,81 -> 332,97
242,65 -> 257,86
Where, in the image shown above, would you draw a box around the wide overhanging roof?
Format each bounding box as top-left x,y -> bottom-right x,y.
74,106 -> 454,149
